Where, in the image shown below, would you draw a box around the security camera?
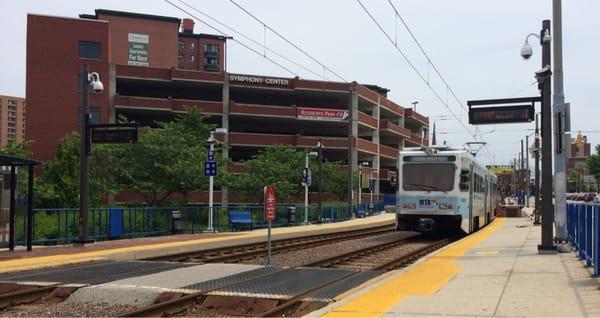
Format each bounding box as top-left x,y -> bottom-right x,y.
88,72 -> 104,93
213,128 -> 228,136
520,42 -> 533,59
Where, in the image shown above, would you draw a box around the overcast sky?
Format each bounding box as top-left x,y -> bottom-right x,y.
1,0 -> 598,165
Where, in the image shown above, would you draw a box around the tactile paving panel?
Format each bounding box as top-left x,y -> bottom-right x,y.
207,267 -> 358,300
183,265 -> 283,291
305,270 -> 383,302
0,260 -> 189,285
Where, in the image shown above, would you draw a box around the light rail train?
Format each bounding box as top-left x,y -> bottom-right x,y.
396,147 -> 497,234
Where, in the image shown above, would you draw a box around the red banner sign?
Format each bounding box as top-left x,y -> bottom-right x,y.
297,107 -> 349,121
264,186 -> 276,221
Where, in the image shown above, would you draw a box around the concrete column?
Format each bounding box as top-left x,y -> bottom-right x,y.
348,86 -> 359,212
108,64 -> 116,123
398,114 -> 405,151
221,73 -> 229,207
350,91 -> 359,174
373,97 -> 381,199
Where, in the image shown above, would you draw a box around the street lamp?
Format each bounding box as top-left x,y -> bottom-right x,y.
74,64 -> 103,246
207,127 -> 227,232
521,20 -> 556,253
411,101 -> 418,112
303,151 -> 318,224
358,162 -> 369,205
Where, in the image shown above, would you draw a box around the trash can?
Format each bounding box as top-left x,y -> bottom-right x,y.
287,205 -> 297,225
171,210 -> 183,233
367,203 -> 375,215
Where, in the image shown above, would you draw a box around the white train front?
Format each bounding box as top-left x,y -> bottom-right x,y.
396,147 -> 497,234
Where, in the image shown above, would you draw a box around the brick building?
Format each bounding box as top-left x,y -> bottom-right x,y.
26,9 -> 429,202
0,95 -> 26,146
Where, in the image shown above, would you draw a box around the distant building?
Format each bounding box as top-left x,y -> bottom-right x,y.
0,95 -> 26,146
567,132 -> 591,175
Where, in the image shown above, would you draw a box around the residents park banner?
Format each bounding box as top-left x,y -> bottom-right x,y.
296,107 -> 349,122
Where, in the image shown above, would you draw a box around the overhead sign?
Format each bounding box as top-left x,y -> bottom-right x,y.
297,107 -> 349,122
264,186 -> 277,221
469,105 -> 534,125
204,161 -> 217,177
486,165 -> 513,175
128,33 -> 149,67
229,74 -> 290,87
90,124 -> 138,144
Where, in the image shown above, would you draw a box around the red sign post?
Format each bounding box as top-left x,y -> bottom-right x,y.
264,186 -> 276,265
264,186 -> 277,221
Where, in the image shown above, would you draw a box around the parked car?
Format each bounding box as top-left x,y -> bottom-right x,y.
585,192 -> 598,202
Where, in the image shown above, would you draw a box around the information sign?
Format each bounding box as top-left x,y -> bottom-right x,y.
264,186 -> 276,221
469,105 -> 534,125
204,161 -> 217,177
207,150 -> 215,161
90,124 -> 138,144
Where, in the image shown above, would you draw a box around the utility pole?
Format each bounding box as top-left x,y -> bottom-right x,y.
520,139 -> 524,205
553,0 -> 568,241
526,135 -> 530,207
318,138 -> 323,223
534,113 -> 541,225
539,19 -> 557,253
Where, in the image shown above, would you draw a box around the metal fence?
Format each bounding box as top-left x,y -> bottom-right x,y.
566,202 -> 600,275
12,202 -> 384,245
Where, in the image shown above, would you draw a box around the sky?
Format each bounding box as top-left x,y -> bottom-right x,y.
1,0 -> 599,166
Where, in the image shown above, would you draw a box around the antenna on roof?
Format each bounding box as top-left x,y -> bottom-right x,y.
464,141 -> 487,157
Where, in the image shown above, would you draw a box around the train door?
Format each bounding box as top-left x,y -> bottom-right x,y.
468,164 -> 474,232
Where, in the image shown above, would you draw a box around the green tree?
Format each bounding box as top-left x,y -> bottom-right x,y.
586,152 -> 600,191
567,170 -> 583,193
34,133 -> 112,208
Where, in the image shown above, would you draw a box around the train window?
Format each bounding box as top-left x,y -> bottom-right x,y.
459,169 -> 470,191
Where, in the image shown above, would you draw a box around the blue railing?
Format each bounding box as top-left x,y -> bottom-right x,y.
11,202 -> 384,245
566,202 -> 600,276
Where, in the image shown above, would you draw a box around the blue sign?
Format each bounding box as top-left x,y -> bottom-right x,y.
204,161 -> 217,177
207,150 -> 215,161
306,169 -> 312,187
369,179 -> 376,192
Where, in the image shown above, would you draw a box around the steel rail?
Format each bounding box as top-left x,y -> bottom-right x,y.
0,284 -> 60,310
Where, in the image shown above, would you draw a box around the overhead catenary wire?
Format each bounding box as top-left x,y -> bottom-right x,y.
229,0 -> 348,82
171,0 -> 330,81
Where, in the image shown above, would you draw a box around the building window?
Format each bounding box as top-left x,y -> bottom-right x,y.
190,55 -> 195,62
178,53 -> 184,62
178,40 -> 184,49
204,57 -> 219,65
190,42 -> 195,49
204,44 -> 219,52
78,41 -> 102,59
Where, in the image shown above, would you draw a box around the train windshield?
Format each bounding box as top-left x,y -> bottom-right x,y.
402,163 -> 456,192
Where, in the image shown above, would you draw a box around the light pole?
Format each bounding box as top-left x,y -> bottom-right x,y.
358,162 -> 369,205
317,139 -> 323,223
411,101 -> 418,112
75,64 -> 103,246
521,20 -> 556,253
534,113 -> 541,225
206,128 -> 227,232
303,151 -> 318,224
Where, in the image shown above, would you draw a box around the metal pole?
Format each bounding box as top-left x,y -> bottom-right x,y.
539,19 -> 557,253
304,153 -> 309,224
208,135 -> 215,232
76,64 -> 91,245
526,135 -> 530,207
521,139 -> 524,205
358,167 -> 362,205
553,0 -> 568,241
267,219 -> 272,265
318,139 -> 323,223
534,113 -> 541,225
8,165 -> 15,251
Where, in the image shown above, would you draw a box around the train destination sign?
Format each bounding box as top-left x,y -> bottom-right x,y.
90,124 -> 138,144
468,104 -> 534,125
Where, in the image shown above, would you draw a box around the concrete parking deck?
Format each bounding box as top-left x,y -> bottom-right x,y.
318,216 -> 600,317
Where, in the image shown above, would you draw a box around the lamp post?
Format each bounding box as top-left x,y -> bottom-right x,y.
75,64 -> 103,246
521,20 -> 556,253
303,151 -> 318,224
317,139 -> 323,223
358,162 -> 369,205
206,128 -> 227,232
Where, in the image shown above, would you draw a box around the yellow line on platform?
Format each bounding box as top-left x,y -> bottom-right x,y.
322,218 -> 506,318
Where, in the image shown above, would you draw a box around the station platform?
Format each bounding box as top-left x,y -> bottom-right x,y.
318,216 -> 600,317
0,213 -> 394,274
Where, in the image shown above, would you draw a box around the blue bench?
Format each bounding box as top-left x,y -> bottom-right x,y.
356,204 -> 367,218
229,210 -> 253,231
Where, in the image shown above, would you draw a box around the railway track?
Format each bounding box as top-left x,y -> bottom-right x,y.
148,224 -> 395,264
119,235 -> 453,317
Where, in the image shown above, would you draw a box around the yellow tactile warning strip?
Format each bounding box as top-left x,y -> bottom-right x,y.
0,214 -> 394,274
323,218 -> 506,318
